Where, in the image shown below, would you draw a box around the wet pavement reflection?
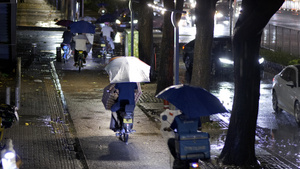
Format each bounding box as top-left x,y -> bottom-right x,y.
208,72 -> 300,167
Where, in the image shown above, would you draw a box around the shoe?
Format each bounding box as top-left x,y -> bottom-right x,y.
83,59 -> 86,64
73,62 -> 78,66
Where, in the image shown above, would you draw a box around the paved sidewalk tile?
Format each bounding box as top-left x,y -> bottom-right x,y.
3,57 -> 83,169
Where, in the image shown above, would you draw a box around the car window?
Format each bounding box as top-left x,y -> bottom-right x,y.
281,67 -> 296,85
212,38 -> 232,55
290,69 -> 296,85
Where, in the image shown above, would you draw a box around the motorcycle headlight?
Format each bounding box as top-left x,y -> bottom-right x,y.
219,58 -> 234,65
115,19 -> 121,24
259,57 -> 264,64
215,11 -> 223,18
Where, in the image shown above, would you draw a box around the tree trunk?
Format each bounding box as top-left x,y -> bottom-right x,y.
155,0 -> 183,94
190,0 -> 217,90
219,0 -> 284,167
190,0 -> 217,124
156,0 -> 174,94
138,0 -> 153,73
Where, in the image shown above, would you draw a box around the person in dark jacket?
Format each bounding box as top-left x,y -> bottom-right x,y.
110,82 -> 137,131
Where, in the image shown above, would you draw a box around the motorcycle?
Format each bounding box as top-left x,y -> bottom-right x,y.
76,50 -> 85,72
115,104 -> 135,144
93,36 -> 114,59
0,104 -> 20,169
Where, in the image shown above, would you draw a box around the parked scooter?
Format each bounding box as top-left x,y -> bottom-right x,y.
160,111 -> 210,169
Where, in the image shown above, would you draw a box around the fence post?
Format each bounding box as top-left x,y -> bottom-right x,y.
268,24 -> 271,50
282,27 -> 284,52
289,29 -> 291,55
275,26 -> 277,51
298,31 -> 300,57
15,57 -> 21,110
5,87 -> 10,105
56,47 -> 62,62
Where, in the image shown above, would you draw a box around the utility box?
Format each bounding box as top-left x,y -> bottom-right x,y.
124,29 -> 139,57
0,0 -> 17,71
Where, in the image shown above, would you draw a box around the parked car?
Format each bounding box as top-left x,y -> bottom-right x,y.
116,11 -> 163,32
182,36 -> 265,79
115,12 -> 138,32
272,65 -> 300,125
182,36 -> 233,77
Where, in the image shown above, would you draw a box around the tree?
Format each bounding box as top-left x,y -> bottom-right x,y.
190,0 -> 218,90
137,0 -> 154,74
155,0 -> 184,94
219,0 -> 284,167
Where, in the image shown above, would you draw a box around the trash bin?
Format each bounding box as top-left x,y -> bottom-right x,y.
56,47 -> 61,62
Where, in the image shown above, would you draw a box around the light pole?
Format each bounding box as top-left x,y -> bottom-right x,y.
129,0 -> 134,56
148,3 -> 186,85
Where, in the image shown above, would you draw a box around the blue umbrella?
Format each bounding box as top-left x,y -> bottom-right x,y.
95,14 -> 116,23
156,84 -> 228,118
69,21 -> 96,34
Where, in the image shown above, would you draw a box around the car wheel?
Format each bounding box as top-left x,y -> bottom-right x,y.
272,91 -> 281,113
294,101 -> 300,126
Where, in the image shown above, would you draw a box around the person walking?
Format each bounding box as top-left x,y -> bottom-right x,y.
101,22 -> 115,51
61,27 -> 74,51
72,33 -> 89,66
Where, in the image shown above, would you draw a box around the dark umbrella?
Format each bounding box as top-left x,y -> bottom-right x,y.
55,20 -> 73,27
69,21 -> 96,34
156,84 -> 228,118
95,14 -> 116,23
98,3 -> 108,7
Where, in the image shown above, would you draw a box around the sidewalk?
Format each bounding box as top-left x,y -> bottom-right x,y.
0,0 -> 86,168
3,56 -> 85,168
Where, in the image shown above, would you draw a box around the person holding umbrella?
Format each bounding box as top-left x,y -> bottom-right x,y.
72,33 -> 90,66
101,22 -> 115,52
103,56 -> 150,141
109,82 -> 137,132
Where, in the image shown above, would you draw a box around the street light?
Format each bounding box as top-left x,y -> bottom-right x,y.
148,3 -> 186,85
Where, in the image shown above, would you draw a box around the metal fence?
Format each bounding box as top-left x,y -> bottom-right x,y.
261,24 -> 300,57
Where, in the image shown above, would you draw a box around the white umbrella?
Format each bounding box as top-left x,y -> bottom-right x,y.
105,56 -> 151,83
79,16 -> 97,22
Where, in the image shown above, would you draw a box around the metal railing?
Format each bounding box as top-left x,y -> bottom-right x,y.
261,24 -> 300,57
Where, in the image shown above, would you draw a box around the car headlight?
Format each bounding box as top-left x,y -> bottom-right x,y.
259,57 -> 264,64
219,58 -> 234,65
215,12 -> 223,18
116,19 -> 121,24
